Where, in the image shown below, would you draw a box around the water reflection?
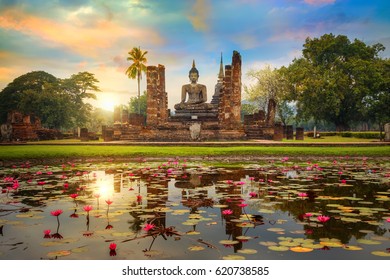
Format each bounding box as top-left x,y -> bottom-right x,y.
0,159 -> 389,259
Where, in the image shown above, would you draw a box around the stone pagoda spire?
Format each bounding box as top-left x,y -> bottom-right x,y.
211,52 -> 224,105
218,52 -> 224,81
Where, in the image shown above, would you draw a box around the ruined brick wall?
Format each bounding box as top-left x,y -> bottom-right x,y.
218,51 -> 242,128
146,64 -> 168,126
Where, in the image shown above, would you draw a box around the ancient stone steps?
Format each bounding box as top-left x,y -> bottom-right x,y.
244,125 -> 265,139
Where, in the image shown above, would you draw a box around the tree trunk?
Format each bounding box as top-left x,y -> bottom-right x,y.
137,73 -> 141,114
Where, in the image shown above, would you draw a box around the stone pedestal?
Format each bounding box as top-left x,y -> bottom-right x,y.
80,128 -> 89,141
273,124 -> 283,141
385,123 -> 390,142
286,125 -> 293,140
103,128 -> 114,141
296,127 -> 304,140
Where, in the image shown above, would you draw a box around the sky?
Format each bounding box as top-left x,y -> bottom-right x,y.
0,0 -> 389,111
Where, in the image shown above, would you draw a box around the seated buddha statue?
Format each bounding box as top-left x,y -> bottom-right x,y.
174,60 -> 214,111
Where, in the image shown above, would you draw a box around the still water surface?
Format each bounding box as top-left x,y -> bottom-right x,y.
1,158 -> 389,259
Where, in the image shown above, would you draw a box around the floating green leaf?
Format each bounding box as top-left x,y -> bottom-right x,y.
237,249 -> 257,254
223,254 -> 246,260
268,245 -> 289,252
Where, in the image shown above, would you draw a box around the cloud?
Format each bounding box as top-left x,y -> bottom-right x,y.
0,7 -> 164,57
232,33 -> 262,50
268,29 -> 311,43
187,0 -> 210,32
304,0 -> 336,6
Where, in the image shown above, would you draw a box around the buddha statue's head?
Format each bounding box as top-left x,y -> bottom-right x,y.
188,60 -> 199,83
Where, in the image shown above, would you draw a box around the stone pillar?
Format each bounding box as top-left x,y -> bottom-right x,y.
103,128 -> 114,142
296,127 -> 304,140
231,51 -> 242,126
218,51 -> 242,128
273,123 -> 283,141
80,128 -> 89,141
286,125 -> 294,140
385,123 -> 390,142
113,106 -> 121,123
266,99 -> 276,126
146,64 -> 168,126
121,108 -> 129,124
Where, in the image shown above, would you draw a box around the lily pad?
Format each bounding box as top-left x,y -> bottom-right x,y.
356,239 -> 381,245
47,250 -> 71,257
236,236 -> 253,241
290,246 -> 313,253
371,251 -> 390,257
186,231 -> 201,235
188,245 -> 205,251
236,222 -> 255,228
302,243 -> 324,249
223,254 -> 246,260
259,241 -> 277,246
343,245 -> 363,251
237,249 -> 257,254
71,246 -> 89,253
267,227 -> 285,232
219,240 -> 239,245
268,245 -> 289,251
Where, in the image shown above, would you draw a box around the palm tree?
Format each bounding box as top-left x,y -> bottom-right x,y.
125,47 -> 148,114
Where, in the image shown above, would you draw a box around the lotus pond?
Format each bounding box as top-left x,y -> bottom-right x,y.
1,157 -> 390,260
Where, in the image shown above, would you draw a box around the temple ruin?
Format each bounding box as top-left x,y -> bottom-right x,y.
104,51 -> 277,141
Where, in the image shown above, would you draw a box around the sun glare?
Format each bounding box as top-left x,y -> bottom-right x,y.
98,94 -> 118,112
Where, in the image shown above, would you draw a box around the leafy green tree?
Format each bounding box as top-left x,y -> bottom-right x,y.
60,72 -> 100,127
86,108 -> 114,133
126,47 -> 148,114
361,58 -> 390,139
244,65 -> 292,124
0,71 -> 57,122
288,33 -> 385,131
128,90 -> 147,117
277,100 -> 296,126
0,71 -> 100,130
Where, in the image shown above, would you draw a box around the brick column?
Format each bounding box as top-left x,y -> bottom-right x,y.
146,64 -> 168,126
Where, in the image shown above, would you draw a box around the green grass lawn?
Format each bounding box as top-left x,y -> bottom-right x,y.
0,145 -> 389,160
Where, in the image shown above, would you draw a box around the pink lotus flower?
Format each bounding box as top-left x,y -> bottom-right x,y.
238,203 -> 248,208
109,243 -> 117,250
46,171 -> 53,175
249,192 -> 257,198
143,223 -> 155,232
51,209 -> 63,216
105,199 -> 113,205
340,179 -> 347,184
36,171 -> 42,175
386,218 -> 390,222
94,193 -> 101,198
317,215 -> 330,223
303,213 -> 313,218
83,205 -> 93,212
298,192 -> 308,198
38,181 -> 46,185
136,195 -> 142,202
305,229 -> 313,235
70,193 -> 79,199
222,209 -> 233,215
43,229 -> 51,238
63,182 -> 69,188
